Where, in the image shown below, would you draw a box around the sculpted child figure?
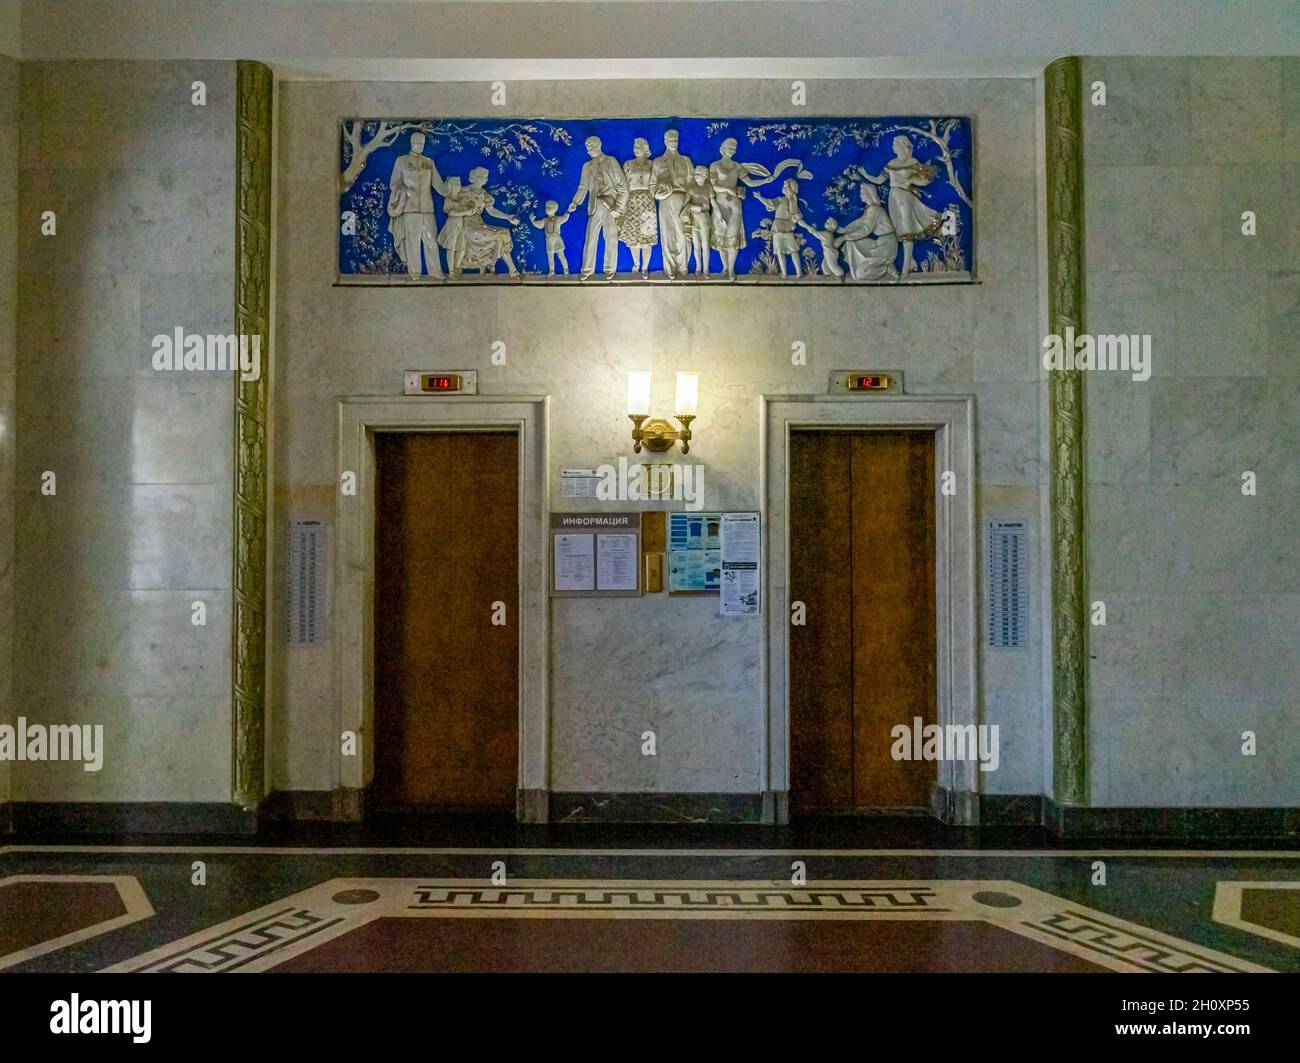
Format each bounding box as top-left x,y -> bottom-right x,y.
530,200 -> 571,275
753,177 -> 805,277
797,215 -> 845,278
684,165 -> 713,276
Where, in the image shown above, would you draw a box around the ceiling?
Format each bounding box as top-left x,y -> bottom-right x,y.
5,1 -> 1298,77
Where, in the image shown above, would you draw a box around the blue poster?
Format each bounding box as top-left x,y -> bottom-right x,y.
338,115 -> 974,283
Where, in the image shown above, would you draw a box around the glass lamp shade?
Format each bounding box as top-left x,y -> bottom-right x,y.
674,372 -> 699,417
627,371 -> 652,416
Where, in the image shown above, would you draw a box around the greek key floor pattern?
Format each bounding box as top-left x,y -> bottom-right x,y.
3,844 -> 1298,973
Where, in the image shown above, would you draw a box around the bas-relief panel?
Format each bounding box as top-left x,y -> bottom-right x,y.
338,116 -> 974,284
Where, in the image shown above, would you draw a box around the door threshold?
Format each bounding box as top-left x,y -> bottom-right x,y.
796,807 -> 934,818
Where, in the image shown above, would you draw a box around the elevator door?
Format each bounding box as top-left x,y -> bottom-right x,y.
789,429 -> 937,813
373,431 -> 519,810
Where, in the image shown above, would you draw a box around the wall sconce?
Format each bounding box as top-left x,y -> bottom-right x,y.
627,371 -> 698,454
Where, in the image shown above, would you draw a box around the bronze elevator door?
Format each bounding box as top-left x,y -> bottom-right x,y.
373,432 -> 519,810
789,430 -> 937,813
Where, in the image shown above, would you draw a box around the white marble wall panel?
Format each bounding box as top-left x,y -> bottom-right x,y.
273,76 -> 1045,798
14,60 -> 236,803
977,483 -> 1045,796
1083,57 -> 1300,808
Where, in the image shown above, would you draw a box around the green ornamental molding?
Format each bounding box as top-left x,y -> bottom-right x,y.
232,60 -> 273,811
1044,56 -> 1089,806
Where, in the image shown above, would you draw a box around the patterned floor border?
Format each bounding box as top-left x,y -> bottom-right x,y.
0,875 -> 155,971
1213,881 -> 1300,952
102,877 -> 1272,974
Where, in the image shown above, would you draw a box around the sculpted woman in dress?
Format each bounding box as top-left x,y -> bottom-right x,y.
438,165 -> 520,278
835,183 -> 899,282
619,137 -> 658,280
859,134 -> 942,279
707,137 -> 804,281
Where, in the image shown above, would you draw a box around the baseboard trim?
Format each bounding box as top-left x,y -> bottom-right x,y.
931,785 -> 981,826
1043,799 -> 1300,840
260,788 -> 365,823
549,792 -> 765,824
932,790 -> 1300,838
8,801 -> 258,835
517,788 -> 548,824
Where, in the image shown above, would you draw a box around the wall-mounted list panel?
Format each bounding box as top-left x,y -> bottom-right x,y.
288,519 -> 329,645
986,518 -> 1028,648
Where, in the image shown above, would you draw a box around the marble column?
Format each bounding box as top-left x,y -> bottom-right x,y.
233,60 -> 273,811
1044,56 -> 1089,807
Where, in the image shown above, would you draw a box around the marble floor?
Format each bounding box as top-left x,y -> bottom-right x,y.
3,825 -> 1298,973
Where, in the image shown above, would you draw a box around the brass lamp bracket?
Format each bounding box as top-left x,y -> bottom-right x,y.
630,414 -> 694,454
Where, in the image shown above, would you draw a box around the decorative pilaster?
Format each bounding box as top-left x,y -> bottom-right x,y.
232,60 -> 273,811
1044,57 -> 1089,806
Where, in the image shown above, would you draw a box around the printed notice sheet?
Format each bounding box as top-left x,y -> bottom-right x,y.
560,469 -> 601,498
668,512 -> 722,593
596,532 -> 638,592
553,532 -> 595,591
719,512 -> 760,616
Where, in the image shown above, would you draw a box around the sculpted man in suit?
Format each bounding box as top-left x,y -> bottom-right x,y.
652,129 -> 694,279
567,135 -> 629,280
387,131 -> 448,279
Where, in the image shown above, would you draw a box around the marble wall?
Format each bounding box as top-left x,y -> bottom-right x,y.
1082,58 -> 1300,806
273,78 -> 1047,799
11,60 -> 1288,814
13,60 -> 237,801
0,55 -> 17,809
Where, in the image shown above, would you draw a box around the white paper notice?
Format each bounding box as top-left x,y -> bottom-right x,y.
560,469 -> 601,498
596,532 -> 638,592
720,512 -> 760,616
554,532 -> 595,591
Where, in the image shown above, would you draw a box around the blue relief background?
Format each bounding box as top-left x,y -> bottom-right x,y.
338,115 -> 974,279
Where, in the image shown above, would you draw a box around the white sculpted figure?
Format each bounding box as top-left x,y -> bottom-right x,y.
753,177 -> 805,278
619,137 -> 658,280
835,183 -> 899,282
708,138 -> 805,281
387,130 -> 448,279
530,200 -> 571,275
651,129 -> 694,279
859,134 -> 941,278
567,135 -> 629,281
797,216 -> 844,278
437,167 -> 520,278
684,165 -> 713,276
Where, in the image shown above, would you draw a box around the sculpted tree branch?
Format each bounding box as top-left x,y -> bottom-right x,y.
340,120 -> 421,195
893,119 -> 973,208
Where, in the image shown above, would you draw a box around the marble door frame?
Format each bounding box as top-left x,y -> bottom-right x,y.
334,396 -> 552,823
761,395 -> 978,825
